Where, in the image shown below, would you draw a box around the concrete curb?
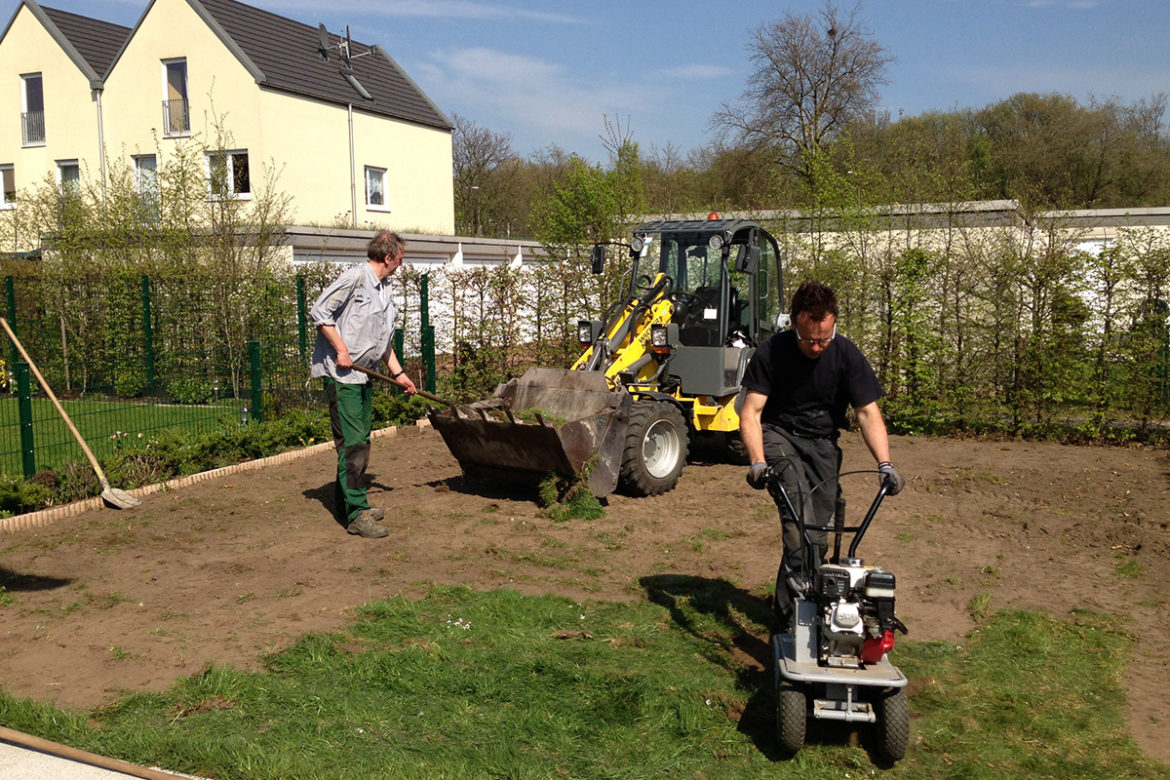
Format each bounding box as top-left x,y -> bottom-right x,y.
0,424 -> 411,534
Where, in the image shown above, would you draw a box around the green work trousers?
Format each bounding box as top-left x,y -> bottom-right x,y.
326,378 -> 373,523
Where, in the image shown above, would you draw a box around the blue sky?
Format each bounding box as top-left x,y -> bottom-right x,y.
32,0 -> 1170,164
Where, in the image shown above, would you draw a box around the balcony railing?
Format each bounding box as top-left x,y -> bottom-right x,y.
21,111 -> 45,145
162,99 -> 190,137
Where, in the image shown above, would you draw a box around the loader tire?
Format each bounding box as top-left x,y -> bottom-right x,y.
618,400 -> 688,496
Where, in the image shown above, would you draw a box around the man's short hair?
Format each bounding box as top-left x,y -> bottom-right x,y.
368,231 -> 404,261
790,281 -> 839,321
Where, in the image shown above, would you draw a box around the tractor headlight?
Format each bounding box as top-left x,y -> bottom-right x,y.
650,324 -> 671,354
578,320 -> 601,346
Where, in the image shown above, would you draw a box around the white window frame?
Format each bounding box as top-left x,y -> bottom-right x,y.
364,165 -> 388,211
21,73 -> 45,147
161,58 -> 190,137
205,149 -> 251,200
1,164 -> 15,208
133,155 -> 159,218
133,154 -> 157,194
56,159 -> 80,193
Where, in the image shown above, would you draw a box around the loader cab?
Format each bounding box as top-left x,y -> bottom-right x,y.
629,218 -> 784,397
632,219 -> 784,350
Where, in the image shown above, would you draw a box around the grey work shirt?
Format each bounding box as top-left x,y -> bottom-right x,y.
309,263 -> 399,384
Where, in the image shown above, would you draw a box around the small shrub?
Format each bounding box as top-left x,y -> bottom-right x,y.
114,369 -> 148,398
167,378 -> 214,405
0,475 -> 54,517
372,390 -> 430,428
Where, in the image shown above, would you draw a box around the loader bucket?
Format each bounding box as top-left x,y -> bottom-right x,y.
429,367 -> 631,497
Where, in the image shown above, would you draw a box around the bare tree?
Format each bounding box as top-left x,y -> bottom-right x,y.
713,1 -> 891,180
452,114 -> 520,237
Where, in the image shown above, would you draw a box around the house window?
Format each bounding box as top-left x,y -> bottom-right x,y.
162,59 -> 189,137
1,164 -> 14,208
21,73 -> 45,146
207,150 -> 250,198
134,155 -> 157,194
134,155 -> 158,216
365,166 -> 387,210
57,159 -> 80,193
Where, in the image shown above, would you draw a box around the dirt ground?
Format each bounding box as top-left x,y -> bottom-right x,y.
1,424 -> 1168,765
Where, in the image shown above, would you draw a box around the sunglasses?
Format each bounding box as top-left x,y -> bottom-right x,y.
794,322 -> 836,347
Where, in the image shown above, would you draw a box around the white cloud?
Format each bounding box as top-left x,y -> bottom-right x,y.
416,46 -> 670,157
656,64 -> 733,81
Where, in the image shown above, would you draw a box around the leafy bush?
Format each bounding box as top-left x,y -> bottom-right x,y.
3,398 -> 422,513
113,368 -> 148,398
167,378 -> 214,405
0,475 -> 54,517
372,390 -> 430,427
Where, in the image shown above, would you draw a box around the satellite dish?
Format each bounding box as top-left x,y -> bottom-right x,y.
342,25 -> 353,66
317,23 -> 329,60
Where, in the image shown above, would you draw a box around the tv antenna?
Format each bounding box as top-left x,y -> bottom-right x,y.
318,23 -> 379,100
317,23 -> 377,69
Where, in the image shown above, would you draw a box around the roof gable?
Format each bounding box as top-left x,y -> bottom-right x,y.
192,0 -> 451,132
40,4 -> 131,80
0,0 -> 131,86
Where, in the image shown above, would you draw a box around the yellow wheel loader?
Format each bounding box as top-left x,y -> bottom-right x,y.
430,217 -> 786,497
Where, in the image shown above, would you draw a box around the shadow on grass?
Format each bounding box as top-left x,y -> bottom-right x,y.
638,573 -> 873,763
0,566 -> 71,592
638,574 -> 783,758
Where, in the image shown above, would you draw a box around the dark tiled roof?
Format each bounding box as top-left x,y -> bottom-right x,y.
40,4 -> 131,79
195,0 -> 451,132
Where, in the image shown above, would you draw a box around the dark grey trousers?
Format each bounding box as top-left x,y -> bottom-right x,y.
762,424 -> 842,619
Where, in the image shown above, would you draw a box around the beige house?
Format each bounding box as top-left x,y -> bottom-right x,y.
0,0 -> 454,234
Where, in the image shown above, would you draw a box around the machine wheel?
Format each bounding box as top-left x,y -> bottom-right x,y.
775,681 -> 807,756
876,686 -> 909,762
618,401 -> 688,496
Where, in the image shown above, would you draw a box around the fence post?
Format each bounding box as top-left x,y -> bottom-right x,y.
5,275 -> 17,372
15,361 -> 35,478
420,273 -> 436,393
140,275 -> 155,390
249,339 -> 263,424
296,275 -> 308,363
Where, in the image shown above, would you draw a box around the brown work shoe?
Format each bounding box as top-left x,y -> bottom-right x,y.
347,510 -> 389,538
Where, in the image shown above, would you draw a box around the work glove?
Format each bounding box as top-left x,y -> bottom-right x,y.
878,461 -> 905,495
746,461 -> 769,490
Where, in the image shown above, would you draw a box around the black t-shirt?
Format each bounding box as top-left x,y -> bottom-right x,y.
741,329 -> 883,437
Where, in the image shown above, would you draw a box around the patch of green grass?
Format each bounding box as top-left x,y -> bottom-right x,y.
0,588 -> 1163,779
969,591 -> 993,621
1114,559 -> 1142,579
0,586 -> 14,607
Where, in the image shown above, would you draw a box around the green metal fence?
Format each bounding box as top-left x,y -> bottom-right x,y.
1,269 -> 437,479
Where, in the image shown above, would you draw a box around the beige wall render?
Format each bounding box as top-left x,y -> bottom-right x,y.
0,3 -> 103,198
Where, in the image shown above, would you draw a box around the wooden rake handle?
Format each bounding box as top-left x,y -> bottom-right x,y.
349,364 -> 458,409
0,316 -> 111,487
